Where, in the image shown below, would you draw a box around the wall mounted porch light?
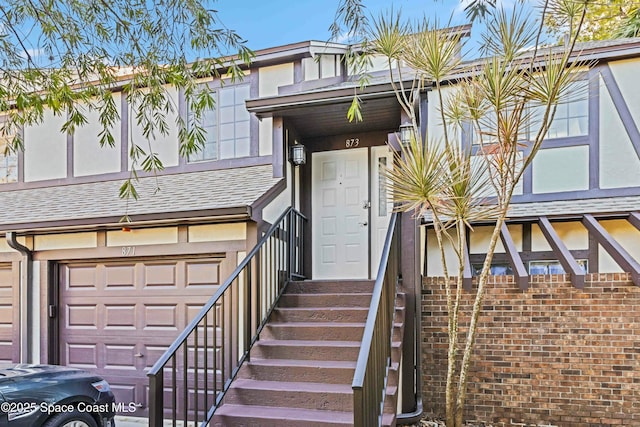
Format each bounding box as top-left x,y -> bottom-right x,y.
399,122 -> 414,146
289,142 -> 307,166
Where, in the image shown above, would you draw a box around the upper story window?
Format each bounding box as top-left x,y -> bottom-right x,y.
469,79 -> 589,146
530,80 -> 589,140
189,83 -> 251,162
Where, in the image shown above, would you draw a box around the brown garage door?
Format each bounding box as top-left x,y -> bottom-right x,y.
0,263 -> 18,363
58,257 -> 222,415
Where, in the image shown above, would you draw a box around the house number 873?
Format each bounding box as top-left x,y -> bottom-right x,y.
345,138 -> 359,148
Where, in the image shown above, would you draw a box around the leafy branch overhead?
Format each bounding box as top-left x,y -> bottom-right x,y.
0,0 -> 253,211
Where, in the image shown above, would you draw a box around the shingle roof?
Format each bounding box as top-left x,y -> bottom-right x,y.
506,196 -> 640,219
0,165 -> 281,229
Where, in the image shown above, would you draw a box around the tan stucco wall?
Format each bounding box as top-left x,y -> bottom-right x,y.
530,221 -> 588,252
73,93 -> 122,177
470,224 -> 523,254
425,228 -> 460,276
24,109 -> 67,182
259,117 -> 273,156
258,63 -> 294,97
34,232 -> 98,251
598,219 -> 640,273
189,223 -> 246,243
262,161 -> 292,224
599,68 -> 640,189
128,86 -> 180,169
107,227 -> 178,246
532,146 -> 589,193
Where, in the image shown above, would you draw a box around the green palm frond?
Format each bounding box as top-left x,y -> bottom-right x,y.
440,144 -> 500,228
384,134 -> 448,218
402,18 -> 464,84
368,9 -> 409,61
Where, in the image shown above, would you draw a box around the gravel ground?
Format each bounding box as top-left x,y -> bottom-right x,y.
408,414 -> 496,427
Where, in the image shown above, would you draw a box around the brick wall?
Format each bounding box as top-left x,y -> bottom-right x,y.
421,273 -> 640,426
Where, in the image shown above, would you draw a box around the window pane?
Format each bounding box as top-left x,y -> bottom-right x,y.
235,121 -> 250,139
235,84 -> 250,101
219,139 -> 235,159
219,106 -> 234,124
220,123 -> 234,141
236,138 -> 250,157
219,87 -> 234,106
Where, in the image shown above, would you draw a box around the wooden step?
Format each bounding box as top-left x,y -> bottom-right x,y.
237,358 -> 356,384
261,322 -> 365,341
278,293 -> 372,308
251,340 -> 362,361
270,307 -> 369,323
224,379 -> 354,411
212,404 -> 353,427
286,280 -> 374,294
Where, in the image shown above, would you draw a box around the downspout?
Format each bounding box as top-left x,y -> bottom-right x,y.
6,232 -> 33,363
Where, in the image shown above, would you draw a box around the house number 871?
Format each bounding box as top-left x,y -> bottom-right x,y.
345,138 -> 359,148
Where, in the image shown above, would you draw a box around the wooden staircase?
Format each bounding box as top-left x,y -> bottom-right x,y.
211,279 -> 405,427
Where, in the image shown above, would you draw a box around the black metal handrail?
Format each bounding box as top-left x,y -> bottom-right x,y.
147,207 -> 306,426
352,212 -> 400,427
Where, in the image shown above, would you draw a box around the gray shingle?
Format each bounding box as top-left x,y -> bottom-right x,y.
0,165 -> 281,227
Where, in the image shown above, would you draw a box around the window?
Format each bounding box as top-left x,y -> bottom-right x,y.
472,263 -> 513,276
189,83 -> 250,162
530,80 -> 589,140
0,126 -> 18,184
467,79 -> 589,146
528,259 -> 587,275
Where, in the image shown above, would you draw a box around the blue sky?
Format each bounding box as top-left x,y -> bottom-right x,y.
217,0 -> 478,51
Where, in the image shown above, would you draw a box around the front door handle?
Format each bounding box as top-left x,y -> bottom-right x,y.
359,221 -> 368,226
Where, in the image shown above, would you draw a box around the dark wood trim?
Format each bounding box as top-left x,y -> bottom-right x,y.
628,212 -> 640,231
589,67 -> 600,190
305,130 -> 391,153
463,237 -> 473,290
522,223 -> 532,252
537,216 -> 585,288
42,260 -> 57,364
582,214 -> 640,285
588,227 -> 599,274
600,63 -> 640,161
510,185 -> 640,203
250,179 -> 287,223
499,223 -> 528,290
0,155 -> 273,192
249,71 -> 260,157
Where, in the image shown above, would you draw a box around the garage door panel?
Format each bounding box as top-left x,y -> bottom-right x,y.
104,304 -> 137,329
65,342 -> 99,369
104,264 -> 136,288
60,257 -> 223,415
0,263 -> 17,363
66,264 -> 100,290
144,263 -> 178,288
66,305 -> 99,329
186,261 -> 220,285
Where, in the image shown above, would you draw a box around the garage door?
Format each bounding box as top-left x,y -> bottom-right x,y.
58,257 -> 222,415
0,263 -> 17,363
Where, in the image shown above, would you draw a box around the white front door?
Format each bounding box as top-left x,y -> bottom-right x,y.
312,148 -> 369,279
